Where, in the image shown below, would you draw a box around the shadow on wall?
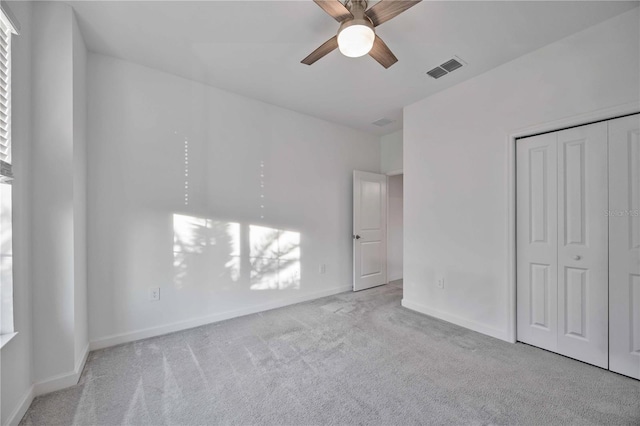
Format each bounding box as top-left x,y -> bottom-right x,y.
172,214 -> 300,291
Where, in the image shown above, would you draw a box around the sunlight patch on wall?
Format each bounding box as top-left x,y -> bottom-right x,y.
184,138 -> 189,206
249,225 -> 300,290
172,215 -> 300,290
259,160 -> 265,219
173,214 -> 241,288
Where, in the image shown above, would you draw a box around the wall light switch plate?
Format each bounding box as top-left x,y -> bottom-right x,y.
319,264 -> 327,274
149,287 -> 160,301
437,279 -> 445,289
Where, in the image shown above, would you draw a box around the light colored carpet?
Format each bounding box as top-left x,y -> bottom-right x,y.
21,281 -> 640,425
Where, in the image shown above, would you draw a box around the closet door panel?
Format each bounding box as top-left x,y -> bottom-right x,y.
517,132 -> 558,351
557,122 -> 608,369
609,113 -> 640,379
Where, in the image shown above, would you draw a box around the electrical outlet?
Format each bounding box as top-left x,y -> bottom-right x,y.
319,264 -> 327,274
149,287 -> 160,301
437,278 -> 444,289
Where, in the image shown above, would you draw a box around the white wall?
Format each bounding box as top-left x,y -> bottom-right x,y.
72,11 -> 88,368
1,2 -> 33,425
380,130 -> 402,174
380,131 -> 403,282
387,174 -> 403,282
31,1 -> 88,387
403,8 -> 640,341
87,54 -> 380,347
31,0 -> 75,382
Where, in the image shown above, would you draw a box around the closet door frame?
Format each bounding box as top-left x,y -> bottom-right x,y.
506,102 -> 640,344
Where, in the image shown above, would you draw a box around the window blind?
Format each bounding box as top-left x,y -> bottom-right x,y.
0,19 -> 10,165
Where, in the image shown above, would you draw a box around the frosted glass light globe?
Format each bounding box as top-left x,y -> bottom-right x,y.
337,24 -> 375,58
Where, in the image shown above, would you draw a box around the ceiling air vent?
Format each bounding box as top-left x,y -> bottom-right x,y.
426,56 -> 466,79
441,58 -> 463,72
426,66 -> 447,79
372,118 -> 395,127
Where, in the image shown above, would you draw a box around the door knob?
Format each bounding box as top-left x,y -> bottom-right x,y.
573,255 -> 581,261
353,235 -> 361,240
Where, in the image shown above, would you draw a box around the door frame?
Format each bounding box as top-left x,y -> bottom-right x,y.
505,101 -> 640,343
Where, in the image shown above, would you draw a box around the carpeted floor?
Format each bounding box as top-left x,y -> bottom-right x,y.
21,281 -> 640,425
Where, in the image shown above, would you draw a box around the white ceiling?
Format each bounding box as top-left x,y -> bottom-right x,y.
68,0 -> 639,135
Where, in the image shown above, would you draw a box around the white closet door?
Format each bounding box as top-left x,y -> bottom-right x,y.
556,122 -> 609,368
517,132 -> 558,352
609,114 -> 640,379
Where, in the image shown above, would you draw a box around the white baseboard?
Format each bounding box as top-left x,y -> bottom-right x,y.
5,385 -> 34,426
33,342 -> 90,397
4,344 -> 90,425
401,298 -> 510,342
90,285 -> 352,351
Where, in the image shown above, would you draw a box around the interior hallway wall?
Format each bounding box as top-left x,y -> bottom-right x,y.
380,130 -> 402,174
387,174 -> 403,282
87,54 -> 380,348
403,7 -> 640,341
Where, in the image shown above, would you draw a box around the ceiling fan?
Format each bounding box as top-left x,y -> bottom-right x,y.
302,0 -> 422,69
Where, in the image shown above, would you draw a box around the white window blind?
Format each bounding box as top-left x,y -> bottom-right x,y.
0,6 -> 16,343
0,18 -> 10,165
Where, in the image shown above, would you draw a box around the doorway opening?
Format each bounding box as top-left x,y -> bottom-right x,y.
387,173 -> 403,285
352,170 -> 403,291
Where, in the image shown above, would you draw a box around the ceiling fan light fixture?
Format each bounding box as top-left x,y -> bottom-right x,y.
337,19 -> 375,58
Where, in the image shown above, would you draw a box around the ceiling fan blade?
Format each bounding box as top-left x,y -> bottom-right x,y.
301,36 -> 339,65
365,0 -> 421,27
313,0 -> 353,22
369,35 -> 398,68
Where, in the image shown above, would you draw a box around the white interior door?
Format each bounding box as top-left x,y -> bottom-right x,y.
517,132 -> 559,352
609,114 -> 640,379
353,171 -> 387,291
556,122 -> 608,368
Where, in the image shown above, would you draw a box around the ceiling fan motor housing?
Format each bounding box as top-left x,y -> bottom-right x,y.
337,16 -> 374,37
337,0 -> 375,57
